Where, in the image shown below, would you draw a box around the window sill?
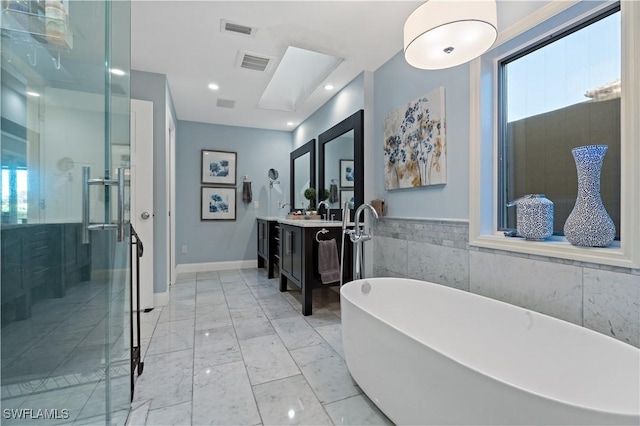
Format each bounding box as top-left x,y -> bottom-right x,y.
469,233 -> 637,269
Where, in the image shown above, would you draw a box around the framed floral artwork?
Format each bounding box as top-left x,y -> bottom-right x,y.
340,159 -> 355,188
340,190 -> 354,209
201,186 -> 236,220
201,150 -> 237,185
383,86 -> 446,189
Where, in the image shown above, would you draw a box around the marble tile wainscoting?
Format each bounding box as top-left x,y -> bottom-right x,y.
372,217 -> 640,348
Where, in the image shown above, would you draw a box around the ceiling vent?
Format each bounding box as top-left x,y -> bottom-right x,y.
216,99 -> 236,109
220,20 -> 256,37
235,50 -> 275,73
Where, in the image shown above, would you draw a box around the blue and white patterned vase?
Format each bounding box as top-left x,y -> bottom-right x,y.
563,145 -> 615,247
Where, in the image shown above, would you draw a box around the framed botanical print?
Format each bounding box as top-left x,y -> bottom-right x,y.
340,159 -> 354,187
202,150 -> 237,185
201,186 -> 236,220
340,189 -> 354,209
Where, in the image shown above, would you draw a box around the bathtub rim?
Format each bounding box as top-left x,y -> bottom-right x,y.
340,277 -> 640,419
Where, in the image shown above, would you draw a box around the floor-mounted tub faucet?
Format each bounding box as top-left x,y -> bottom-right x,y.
346,203 -> 379,281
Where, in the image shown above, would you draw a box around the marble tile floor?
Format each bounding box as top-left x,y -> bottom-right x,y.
128,268 -> 393,426
1,278 -> 131,425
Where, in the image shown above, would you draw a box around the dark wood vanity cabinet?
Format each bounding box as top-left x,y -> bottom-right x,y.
279,224 -> 302,282
1,223 -> 91,325
256,218 -> 280,278
279,223 -> 352,316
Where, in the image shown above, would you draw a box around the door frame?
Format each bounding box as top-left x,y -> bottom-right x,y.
167,109 -> 176,287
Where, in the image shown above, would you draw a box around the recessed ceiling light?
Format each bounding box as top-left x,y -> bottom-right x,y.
27,91 -> 40,97
324,84 -> 334,90
110,68 -> 125,76
208,83 -> 220,91
286,122 -> 294,126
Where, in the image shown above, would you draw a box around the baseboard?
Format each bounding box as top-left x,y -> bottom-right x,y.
153,291 -> 169,307
176,260 -> 258,274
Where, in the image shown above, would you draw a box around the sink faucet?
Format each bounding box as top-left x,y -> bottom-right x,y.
350,203 -> 379,243
317,200 -> 330,220
280,202 -> 290,213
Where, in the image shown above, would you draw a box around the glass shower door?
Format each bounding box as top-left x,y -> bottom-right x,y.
1,0 -> 131,424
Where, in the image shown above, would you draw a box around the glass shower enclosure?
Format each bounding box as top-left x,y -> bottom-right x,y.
1,0 -> 132,424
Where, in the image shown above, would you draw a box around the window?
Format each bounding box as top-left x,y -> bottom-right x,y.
498,7 -> 621,239
1,167 -> 28,223
469,1 -> 640,268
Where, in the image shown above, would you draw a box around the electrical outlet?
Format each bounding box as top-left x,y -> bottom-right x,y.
254,201 -> 259,209
181,245 -> 188,254
277,201 -> 282,208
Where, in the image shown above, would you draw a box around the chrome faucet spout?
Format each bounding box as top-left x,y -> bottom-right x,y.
352,203 -> 379,242
318,200 -> 329,220
318,200 -> 330,220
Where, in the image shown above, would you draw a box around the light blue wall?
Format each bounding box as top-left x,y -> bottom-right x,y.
131,70 -> 176,293
175,121 -> 292,264
293,73 -> 364,149
373,51 -> 470,219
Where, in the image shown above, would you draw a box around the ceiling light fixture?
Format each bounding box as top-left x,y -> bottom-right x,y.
324,84 -> 334,91
208,83 -> 220,91
286,122 -> 294,127
110,68 -> 126,76
26,91 -> 40,97
404,0 -> 498,70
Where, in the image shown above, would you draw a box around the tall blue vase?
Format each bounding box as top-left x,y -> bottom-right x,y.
563,145 -> 616,247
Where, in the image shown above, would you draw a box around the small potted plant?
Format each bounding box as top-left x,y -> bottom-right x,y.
303,188 -> 316,212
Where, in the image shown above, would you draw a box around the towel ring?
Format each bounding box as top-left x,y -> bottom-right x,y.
315,228 -> 330,243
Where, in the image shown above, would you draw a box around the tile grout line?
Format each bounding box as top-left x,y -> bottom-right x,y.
223,272 -> 265,426
262,273 -> 344,425
189,274 -> 203,426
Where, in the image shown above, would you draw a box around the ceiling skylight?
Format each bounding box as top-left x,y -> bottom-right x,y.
258,46 -> 343,112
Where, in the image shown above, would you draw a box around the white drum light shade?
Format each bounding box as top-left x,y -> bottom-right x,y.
404,0 -> 498,70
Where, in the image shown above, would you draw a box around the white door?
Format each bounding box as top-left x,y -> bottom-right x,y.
131,99 -> 154,311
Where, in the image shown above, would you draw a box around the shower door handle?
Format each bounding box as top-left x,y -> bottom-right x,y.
116,167 -> 125,242
82,166 -> 126,244
82,166 -> 90,244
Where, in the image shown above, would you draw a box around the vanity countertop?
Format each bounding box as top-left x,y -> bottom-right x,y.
277,218 -> 344,227
256,216 -> 283,221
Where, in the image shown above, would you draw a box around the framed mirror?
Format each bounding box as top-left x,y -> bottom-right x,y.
319,110 -> 364,220
290,139 -> 316,211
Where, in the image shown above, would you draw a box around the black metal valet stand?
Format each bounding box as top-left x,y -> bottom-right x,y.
130,224 -> 145,401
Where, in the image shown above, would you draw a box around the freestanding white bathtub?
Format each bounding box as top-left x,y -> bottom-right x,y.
341,277 -> 640,425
